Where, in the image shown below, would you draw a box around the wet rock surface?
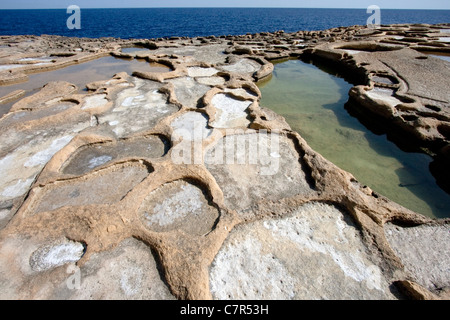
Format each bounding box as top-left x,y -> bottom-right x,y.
0,23 -> 449,300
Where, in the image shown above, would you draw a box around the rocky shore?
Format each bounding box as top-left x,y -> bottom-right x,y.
0,23 -> 449,300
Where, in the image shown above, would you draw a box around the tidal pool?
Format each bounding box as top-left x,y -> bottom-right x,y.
258,59 -> 450,219
419,51 -> 450,63
0,55 -> 170,116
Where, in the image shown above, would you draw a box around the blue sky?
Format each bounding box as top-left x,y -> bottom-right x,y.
1,0 -> 449,9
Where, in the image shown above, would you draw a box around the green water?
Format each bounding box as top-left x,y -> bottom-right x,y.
258,59 -> 450,219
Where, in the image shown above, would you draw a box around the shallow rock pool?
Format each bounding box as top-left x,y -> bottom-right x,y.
258,59 -> 450,219
0,55 -> 170,116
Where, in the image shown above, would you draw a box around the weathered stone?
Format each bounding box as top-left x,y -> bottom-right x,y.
224,87 -> 258,100
26,163 -> 150,216
195,76 -> 226,86
0,24 -> 448,301
1,101 -> 79,128
0,236 -> 175,300
210,202 -> 397,300
210,93 -> 252,128
187,66 -> 219,78
166,76 -> 211,108
60,238 -> 176,300
0,89 -> 25,104
384,222 -> 450,293
62,136 -> 168,176
99,77 -> 178,138
138,180 -> 220,236
205,132 -> 314,215
220,58 -> 262,77
375,48 -> 450,104
170,111 -> 212,142
312,38 -> 450,158
81,94 -> 109,110
10,81 -> 77,112
365,87 -> 403,108
155,44 -> 228,64
0,125 -> 87,203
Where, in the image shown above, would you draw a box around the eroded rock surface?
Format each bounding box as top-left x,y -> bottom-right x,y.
210,202 -> 397,300
0,23 -> 449,300
99,77 -> 178,138
205,132 -> 314,216
62,238 -> 176,300
29,238 -> 86,272
25,163 -> 151,216
210,93 -> 252,128
384,222 -> 450,293
139,180 -> 220,236
62,136 -> 168,176
308,27 -> 450,162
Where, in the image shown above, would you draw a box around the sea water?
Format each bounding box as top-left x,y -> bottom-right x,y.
0,8 -> 448,39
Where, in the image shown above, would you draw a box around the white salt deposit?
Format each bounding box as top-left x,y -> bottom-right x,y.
24,135 -> 73,168
82,94 -> 109,110
29,239 -> 85,272
187,67 -> 219,77
170,111 -> 212,141
0,65 -> 23,71
144,184 -> 203,227
209,202 -> 393,300
210,93 -> 252,128
1,178 -> 35,198
366,87 -> 402,107
88,155 -> 113,169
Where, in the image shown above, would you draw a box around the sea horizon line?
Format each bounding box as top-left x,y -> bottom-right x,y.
1,7 -> 449,11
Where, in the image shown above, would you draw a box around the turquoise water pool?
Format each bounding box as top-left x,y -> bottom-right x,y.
258,59 -> 450,219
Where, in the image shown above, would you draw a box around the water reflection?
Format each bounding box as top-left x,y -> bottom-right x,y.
419,51 -> 450,62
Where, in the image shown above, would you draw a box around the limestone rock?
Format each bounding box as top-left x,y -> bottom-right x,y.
384,222 -> 450,294
138,180 -> 220,236
210,202 -> 397,300
0,24 -> 449,301
205,132 -> 314,217
61,238 -> 176,300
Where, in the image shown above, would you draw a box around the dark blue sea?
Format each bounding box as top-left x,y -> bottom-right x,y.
0,8 -> 449,39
